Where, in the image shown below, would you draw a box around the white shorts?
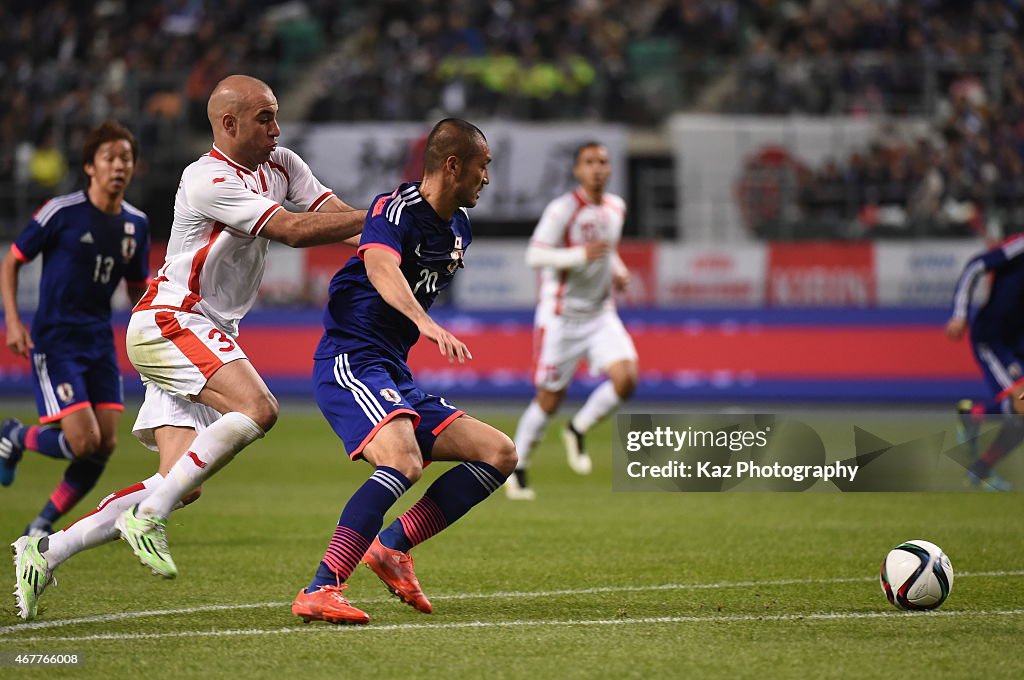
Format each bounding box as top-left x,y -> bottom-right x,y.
533,308 -> 638,392
126,309 -> 249,399
132,382 -> 222,451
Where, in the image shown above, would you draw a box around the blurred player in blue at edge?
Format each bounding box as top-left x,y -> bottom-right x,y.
291,119 -> 517,624
0,121 -> 150,535
945,234 -> 1024,490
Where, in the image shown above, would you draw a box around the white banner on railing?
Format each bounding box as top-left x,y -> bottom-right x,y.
452,240 -> 537,309
655,244 -> 767,305
874,239 -> 984,307
280,122 -> 627,221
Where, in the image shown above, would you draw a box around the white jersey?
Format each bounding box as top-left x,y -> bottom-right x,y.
531,188 -> 626,319
135,145 -> 334,336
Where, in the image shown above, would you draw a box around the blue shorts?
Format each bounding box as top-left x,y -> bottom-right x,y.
314,351 -> 464,460
30,347 -> 124,423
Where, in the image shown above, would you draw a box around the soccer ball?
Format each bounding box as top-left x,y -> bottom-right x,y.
879,540 -> 954,610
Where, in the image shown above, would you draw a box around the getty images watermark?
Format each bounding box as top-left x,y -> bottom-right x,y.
612,413 -> 1022,492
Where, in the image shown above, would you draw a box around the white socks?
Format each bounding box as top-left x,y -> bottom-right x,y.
42,473 -> 164,568
138,412 -> 265,520
37,413 -> 264,569
513,400 -> 551,469
571,380 -> 621,433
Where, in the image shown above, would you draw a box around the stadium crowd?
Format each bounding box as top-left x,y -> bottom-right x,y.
3,0 -> 1024,241
306,0 -> 759,123
731,0 -> 1020,116
729,0 -> 1024,239
793,85 -> 1024,239
0,0 -> 336,236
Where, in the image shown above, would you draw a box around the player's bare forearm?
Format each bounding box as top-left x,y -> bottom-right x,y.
612,252 -> 631,291
319,195 -> 359,214
1,251 -> 31,357
364,249 -> 430,327
364,249 -> 471,363
306,195 -> 364,247
1,250 -> 23,328
261,207 -> 367,248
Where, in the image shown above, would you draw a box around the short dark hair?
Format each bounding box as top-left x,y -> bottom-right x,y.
423,118 -> 486,173
82,120 -> 138,169
573,140 -> 605,164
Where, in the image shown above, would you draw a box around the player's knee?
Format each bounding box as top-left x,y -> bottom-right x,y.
389,454 -> 424,484
368,444 -> 423,483
92,446 -> 114,465
536,391 -> 563,414
1012,397 -> 1024,416
246,393 -> 279,432
614,374 -> 638,400
98,434 -> 117,456
484,431 -> 518,476
66,429 -> 102,458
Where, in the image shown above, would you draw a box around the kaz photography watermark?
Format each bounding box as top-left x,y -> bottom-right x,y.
612,413 -> 1023,492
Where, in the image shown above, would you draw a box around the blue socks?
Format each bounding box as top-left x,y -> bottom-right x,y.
307,466 -> 413,592
380,461 -> 506,552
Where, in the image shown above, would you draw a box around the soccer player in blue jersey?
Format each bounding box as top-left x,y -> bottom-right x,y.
291,119 -> 517,624
0,121 -> 150,535
945,235 -> 1024,490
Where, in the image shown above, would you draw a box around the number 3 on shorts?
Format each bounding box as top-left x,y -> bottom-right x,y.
207,329 -> 236,352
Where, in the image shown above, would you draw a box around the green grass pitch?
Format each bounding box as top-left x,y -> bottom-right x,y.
0,404 -> 1021,679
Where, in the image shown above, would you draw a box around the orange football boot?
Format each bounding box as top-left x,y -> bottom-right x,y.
292,584 -> 370,624
363,537 -> 433,613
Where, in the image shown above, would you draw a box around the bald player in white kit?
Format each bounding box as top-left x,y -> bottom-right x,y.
12,74 -> 366,620
506,141 -> 638,500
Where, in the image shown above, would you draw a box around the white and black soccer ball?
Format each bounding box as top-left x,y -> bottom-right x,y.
880,540 -> 954,610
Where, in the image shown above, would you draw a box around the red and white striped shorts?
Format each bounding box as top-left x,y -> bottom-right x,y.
126,309 -> 249,398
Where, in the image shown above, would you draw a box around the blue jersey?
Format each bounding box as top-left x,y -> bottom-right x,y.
950,235 -> 1024,343
315,182 -> 471,366
13,191 -> 150,351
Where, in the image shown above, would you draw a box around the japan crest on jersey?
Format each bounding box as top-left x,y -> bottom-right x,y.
122,222 -> 137,261
56,383 -> 75,404
122,236 -> 136,262
447,235 -> 464,273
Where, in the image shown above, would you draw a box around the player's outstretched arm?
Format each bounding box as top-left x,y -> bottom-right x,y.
363,248 -> 472,363
260,204 -> 367,248
0,250 -> 32,357
526,240 -> 610,270
315,195 -> 363,247
612,251 -> 631,291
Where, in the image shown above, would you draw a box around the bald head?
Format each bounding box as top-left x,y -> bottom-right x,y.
204,74 -> 281,170
423,118 -> 487,173
207,75 -> 275,130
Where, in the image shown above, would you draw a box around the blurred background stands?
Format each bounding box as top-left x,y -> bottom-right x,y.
1,0 -> 1023,242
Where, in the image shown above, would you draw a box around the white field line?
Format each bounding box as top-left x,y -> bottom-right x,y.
2,569 -> 1022,638
6,609 -> 1024,643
